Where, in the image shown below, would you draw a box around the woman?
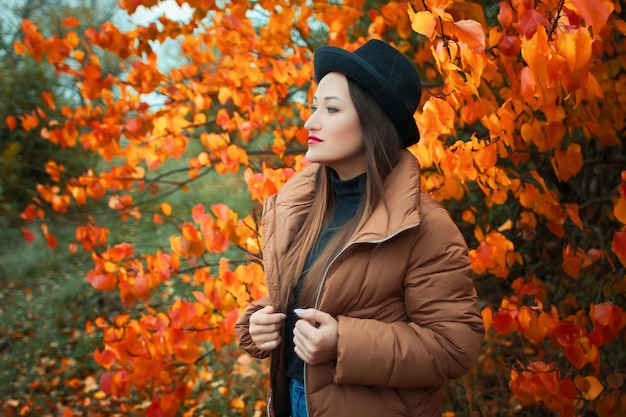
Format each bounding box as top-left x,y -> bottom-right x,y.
235,39 -> 484,417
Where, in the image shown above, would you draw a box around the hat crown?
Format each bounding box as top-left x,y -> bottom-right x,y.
313,39 -> 422,147
352,40 -> 421,116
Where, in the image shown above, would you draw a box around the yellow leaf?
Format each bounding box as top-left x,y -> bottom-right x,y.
160,202 -> 172,216
408,8 -> 437,39
218,87 -> 232,104
104,261 -> 116,273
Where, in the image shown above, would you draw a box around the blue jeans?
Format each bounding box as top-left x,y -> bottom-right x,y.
289,378 -> 308,417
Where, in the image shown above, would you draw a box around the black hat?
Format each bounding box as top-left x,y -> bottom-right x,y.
313,39 -> 422,147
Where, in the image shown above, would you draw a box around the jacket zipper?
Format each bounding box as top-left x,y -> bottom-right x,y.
303,221 -> 421,416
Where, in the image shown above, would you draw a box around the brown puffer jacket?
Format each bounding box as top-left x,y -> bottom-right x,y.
235,150 -> 484,417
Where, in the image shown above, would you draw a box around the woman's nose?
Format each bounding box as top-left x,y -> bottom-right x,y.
304,111 -> 319,131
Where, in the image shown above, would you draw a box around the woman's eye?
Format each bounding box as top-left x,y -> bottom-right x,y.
327,107 -> 338,113
311,105 -> 318,112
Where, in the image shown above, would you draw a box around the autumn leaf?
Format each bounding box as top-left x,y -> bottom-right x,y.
62,16 -> 81,27
493,309 -> 517,335
448,19 -> 485,49
518,8 -> 548,38
94,348 -> 117,370
21,227 -> 35,244
481,307 -> 493,332
552,144 -> 583,182
408,7 -> 437,39
614,195 -> 626,224
99,371 -> 112,395
160,202 -> 172,216
570,0 -> 614,38
146,399 -> 163,417
611,231 -> 626,266
574,375 -> 604,400
589,302 -> 626,345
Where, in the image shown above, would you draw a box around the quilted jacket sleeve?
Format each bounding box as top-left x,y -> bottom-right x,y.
235,296 -> 273,359
333,206 -> 484,389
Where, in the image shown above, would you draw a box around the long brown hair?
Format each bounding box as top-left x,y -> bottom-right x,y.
276,77 -> 405,311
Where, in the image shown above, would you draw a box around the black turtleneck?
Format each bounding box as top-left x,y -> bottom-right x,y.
285,170 -> 366,382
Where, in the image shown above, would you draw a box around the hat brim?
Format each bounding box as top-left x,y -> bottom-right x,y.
313,46 -> 420,147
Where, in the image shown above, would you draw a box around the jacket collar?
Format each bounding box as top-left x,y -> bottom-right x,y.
272,150 -> 422,252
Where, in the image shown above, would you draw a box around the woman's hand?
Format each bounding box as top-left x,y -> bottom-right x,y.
293,308 -> 338,365
249,305 -> 286,351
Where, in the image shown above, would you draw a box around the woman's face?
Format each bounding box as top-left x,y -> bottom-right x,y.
304,72 -> 366,180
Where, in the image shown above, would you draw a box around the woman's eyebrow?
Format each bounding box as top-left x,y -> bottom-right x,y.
313,95 -> 343,102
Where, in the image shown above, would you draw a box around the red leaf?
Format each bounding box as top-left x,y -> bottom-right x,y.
146,399 -> 163,417
498,34 -> 521,57
99,371 -> 112,394
518,8 -> 547,38
21,227 -> 36,244
493,309 -> 518,334
45,233 -> 58,249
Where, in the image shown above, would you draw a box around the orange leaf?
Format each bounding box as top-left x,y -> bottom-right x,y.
20,112 -> 39,131
574,375 -> 604,400
62,16 -> 81,27
6,115 -> 17,131
192,203 -> 205,223
614,195 -> 626,225
94,348 -> 117,370
448,19 -> 485,49
611,231 -> 626,266
570,0 -> 614,38
408,8 -> 437,39
481,306 -> 493,332
41,91 -> 57,110
497,1 -> 514,28
553,143 -> 583,182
